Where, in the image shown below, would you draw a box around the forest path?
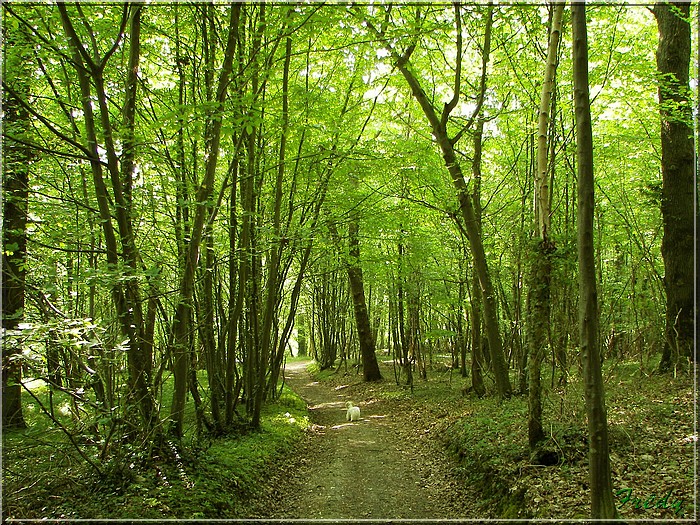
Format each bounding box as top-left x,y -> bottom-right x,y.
250,360 -> 479,519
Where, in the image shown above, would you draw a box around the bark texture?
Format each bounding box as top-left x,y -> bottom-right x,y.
653,1 -> 695,369
1,34 -> 31,428
528,3 -> 563,451
348,220 -> 383,382
572,4 -> 618,520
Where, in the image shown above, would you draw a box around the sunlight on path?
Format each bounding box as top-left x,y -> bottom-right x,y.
262,360 -> 471,519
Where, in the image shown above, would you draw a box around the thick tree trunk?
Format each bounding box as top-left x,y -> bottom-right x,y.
527,243 -> 552,449
572,5 -> 618,520
653,1 -> 695,369
1,33 -> 31,428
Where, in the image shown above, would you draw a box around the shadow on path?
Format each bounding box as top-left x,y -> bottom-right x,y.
254,360 -> 478,520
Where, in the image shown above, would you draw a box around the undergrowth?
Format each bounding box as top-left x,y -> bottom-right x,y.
441,357 -> 695,520
5,356 -> 694,520
2,379 -> 309,519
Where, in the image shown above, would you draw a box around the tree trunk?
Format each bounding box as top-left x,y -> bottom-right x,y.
267,145 -> 334,396
528,2 -> 563,451
373,4 -> 511,398
200,228 -> 223,432
347,220 -> 383,381
458,278 -> 468,378
653,1 -> 695,370
1,24 -> 31,428
397,241 -> 412,386
297,314 -> 308,357
119,4 -> 156,431
572,4 -> 618,520
253,18 -> 291,428
58,4 -> 157,431
470,266 -> 486,398
170,3 -> 241,437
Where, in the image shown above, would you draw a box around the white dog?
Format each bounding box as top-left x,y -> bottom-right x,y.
345,401 -> 361,422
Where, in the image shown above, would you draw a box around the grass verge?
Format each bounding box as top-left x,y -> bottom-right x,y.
2,382 -> 309,519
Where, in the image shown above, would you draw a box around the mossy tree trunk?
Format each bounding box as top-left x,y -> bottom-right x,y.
1,20 -> 32,430
528,3 -> 564,451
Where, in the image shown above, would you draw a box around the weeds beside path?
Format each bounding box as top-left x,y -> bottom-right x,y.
246,360 -> 480,519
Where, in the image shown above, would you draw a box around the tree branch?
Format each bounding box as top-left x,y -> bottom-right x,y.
1,81 -> 96,160
451,1 -> 494,146
441,2 -> 463,127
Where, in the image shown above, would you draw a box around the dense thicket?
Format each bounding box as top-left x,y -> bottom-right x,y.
2,2 -> 695,518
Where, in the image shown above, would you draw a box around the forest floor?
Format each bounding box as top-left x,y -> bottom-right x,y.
3,357 -> 695,521
242,358 -> 697,522
243,359 -> 480,519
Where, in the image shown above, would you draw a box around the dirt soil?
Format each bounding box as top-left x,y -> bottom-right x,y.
246,360 -> 481,520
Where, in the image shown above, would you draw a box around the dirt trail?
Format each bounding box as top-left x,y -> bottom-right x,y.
252,361 -> 479,520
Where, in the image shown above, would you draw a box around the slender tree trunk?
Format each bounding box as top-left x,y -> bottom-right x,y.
243,5 -> 265,421
528,3 -> 564,451
200,228 -> 223,431
227,150 -> 253,425
58,4 -> 157,431
347,219 -> 383,381
397,241 -> 412,386
225,158 -> 243,425
458,277 -> 468,378
572,5 -> 618,520
653,1 -> 695,369
470,264 -> 486,397
119,4 -> 155,429
170,4 -> 241,437
368,3 -> 511,398
370,15 -> 512,398
468,123 -> 487,398
267,142 -> 334,396
297,314 -> 308,357
253,17 -> 292,428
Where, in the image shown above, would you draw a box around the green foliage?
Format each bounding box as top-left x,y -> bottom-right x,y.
2,382 -> 309,519
2,1 -> 696,518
